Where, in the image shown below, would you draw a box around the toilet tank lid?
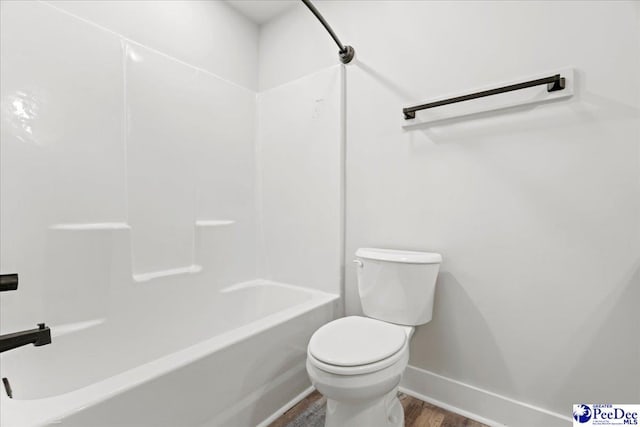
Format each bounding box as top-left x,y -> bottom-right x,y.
356,248 -> 442,264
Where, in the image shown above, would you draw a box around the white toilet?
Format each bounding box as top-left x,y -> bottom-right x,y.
306,248 -> 442,427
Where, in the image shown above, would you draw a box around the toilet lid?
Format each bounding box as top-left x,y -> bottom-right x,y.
308,316 -> 407,367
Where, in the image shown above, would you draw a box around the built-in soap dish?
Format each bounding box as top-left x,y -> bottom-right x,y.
195,220 -> 235,227
132,265 -> 203,283
49,223 -> 130,231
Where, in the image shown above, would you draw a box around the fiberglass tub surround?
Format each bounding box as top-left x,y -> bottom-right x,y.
0,1 -> 342,426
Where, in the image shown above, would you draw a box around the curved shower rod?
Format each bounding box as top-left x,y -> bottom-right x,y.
301,0 -> 355,64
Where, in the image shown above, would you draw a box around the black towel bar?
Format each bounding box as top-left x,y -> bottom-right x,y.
403,74 -> 565,119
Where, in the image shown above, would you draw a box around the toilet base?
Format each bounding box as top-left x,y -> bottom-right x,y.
324,388 -> 404,427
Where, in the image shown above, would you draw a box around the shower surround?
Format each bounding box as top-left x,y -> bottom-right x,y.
0,1 -> 343,425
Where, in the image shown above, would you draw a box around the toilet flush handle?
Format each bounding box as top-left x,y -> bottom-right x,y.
352,259 -> 363,268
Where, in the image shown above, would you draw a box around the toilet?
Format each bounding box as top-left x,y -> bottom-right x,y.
306,248 -> 442,427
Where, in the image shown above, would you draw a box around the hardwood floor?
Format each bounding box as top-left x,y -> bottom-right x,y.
398,394 -> 488,427
269,390 -> 489,427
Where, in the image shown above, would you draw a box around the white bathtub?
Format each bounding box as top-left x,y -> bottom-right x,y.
0,280 -> 339,427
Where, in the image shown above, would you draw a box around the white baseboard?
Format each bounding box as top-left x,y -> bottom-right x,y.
256,386 -> 315,427
400,365 -> 573,427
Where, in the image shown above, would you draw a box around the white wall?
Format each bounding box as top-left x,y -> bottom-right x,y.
258,2 -> 335,91
260,0 -> 640,423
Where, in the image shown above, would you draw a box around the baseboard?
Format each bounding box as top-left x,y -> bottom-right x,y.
400,365 -> 573,427
256,386 -> 315,427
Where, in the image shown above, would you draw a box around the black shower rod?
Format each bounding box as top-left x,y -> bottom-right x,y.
301,0 -> 355,64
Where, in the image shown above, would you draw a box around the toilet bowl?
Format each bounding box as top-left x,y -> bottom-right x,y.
306,316 -> 414,427
306,248 -> 441,427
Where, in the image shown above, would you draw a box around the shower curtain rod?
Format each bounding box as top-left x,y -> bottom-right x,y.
301,0 -> 355,64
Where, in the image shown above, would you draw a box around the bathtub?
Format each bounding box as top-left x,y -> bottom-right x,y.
0,280 -> 339,427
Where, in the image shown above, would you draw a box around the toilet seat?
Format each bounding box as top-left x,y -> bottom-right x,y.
308,316 -> 409,376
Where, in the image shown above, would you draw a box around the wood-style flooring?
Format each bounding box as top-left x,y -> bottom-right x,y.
269,390 -> 489,427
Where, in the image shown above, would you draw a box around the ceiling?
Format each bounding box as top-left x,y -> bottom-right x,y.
226,0 -> 299,25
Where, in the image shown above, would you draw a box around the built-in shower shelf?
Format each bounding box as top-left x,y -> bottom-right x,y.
48,221 -> 233,284
49,222 -> 131,230
195,220 -> 235,227
132,264 -> 203,283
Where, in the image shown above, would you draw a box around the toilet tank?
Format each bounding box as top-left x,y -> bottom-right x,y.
355,248 -> 442,326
